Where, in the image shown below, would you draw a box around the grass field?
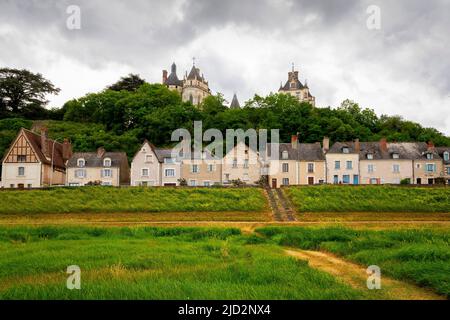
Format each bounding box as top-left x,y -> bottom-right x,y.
285,185 -> 450,213
257,226 -> 450,297
0,187 -> 267,214
0,226 -> 371,300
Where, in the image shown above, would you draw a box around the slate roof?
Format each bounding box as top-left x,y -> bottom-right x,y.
267,142 -> 324,161
328,142 -> 359,154
187,66 -> 204,81
436,147 -> 450,164
67,151 -> 128,168
165,63 -> 183,86
230,94 -> 240,109
21,128 -> 65,169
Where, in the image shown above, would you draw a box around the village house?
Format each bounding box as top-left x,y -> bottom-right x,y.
130,141 -> 181,186
412,142 -> 443,185
267,137 -> 300,188
326,140 -> 360,184
436,147 -> 450,184
298,142 -> 326,185
222,141 -> 262,185
1,127 -> 71,188
66,147 -> 130,186
181,150 -> 222,187
358,139 -> 414,184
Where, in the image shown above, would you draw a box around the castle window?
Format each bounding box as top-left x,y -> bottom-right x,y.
290,82 -> 296,89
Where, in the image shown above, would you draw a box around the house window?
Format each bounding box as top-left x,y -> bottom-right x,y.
335,161 -> 341,170
192,164 -> 199,173
207,164 -> 214,172
75,169 -> 86,178
342,147 -> 349,154
367,154 -> 373,160
333,175 -> 339,184
142,168 -> 149,177
282,178 -> 290,186
164,158 -> 175,164
368,164 -> 374,173
426,164 -> 435,173
444,152 -> 450,161
243,173 -> 249,181
392,153 -> 400,159
346,161 -> 353,170
27,184 -> 32,188
232,158 -> 238,168
145,155 -> 153,163
343,175 -> 350,184
446,167 -> 450,175
101,182 -> 112,186
18,167 -> 25,176
282,151 -> 289,160
17,155 -> 26,162
102,169 -> 112,177
416,164 -> 421,169
370,178 -> 378,184
308,163 -> 314,173
189,180 -> 197,187
225,174 -> 230,182
10,184 -> 15,188
77,159 -> 85,167
204,181 -> 211,187
244,159 -> 249,168
165,169 -> 175,177
282,163 -> 289,173
103,158 -> 111,167
393,165 -> 400,173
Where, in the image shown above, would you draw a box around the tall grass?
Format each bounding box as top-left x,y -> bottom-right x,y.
0,187 -> 267,214
257,226 -> 450,297
285,185 -> 450,212
0,226 -> 367,300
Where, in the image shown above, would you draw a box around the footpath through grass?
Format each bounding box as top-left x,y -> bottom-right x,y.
0,187 -> 267,214
0,226 -> 368,300
285,185 -> 450,213
257,226 -> 450,297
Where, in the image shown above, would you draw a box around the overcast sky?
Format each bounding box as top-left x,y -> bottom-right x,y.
1,0 -> 449,134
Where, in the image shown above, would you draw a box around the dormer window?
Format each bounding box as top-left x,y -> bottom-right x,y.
426,153 -> 433,160
367,154 -> 373,160
444,152 -> 449,161
77,159 -> 85,167
392,153 -> 399,159
342,147 -> 349,154
282,151 -> 289,160
290,82 -> 296,89
103,158 -> 111,167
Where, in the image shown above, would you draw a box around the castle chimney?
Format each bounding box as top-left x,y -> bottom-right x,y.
97,147 -> 106,158
323,137 -> 330,153
354,139 -> 360,153
40,127 -> 49,158
291,135 -> 298,149
63,138 -> 72,161
162,70 -> 168,84
380,138 -> 388,152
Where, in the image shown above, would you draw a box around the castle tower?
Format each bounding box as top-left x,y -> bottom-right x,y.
163,62 -> 183,94
181,61 -> 211,106
230,93 -> 241,109
278,64 -> 315,106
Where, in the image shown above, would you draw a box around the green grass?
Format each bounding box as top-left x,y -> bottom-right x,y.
0,226 -> 367,300
257,226 -> 450,297
285,185 -> 450,212
0,187 -> 267,214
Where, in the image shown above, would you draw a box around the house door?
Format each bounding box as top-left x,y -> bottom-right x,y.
428,178 -> 434,185
416,178 -> 422,184
18,184 -> 24,189
353,175 -> 359,185
308,177 -> 314,185
271,179 -> 277,189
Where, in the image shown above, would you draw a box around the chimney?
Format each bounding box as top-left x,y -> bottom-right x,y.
380,138 -> 388,152
63,138 -> 72,161
97,147 -> 106,158
427,141 -> 435,150
291,135 -> 298,149
354,139 -> 360,153
162,70 -> 168,84
323,137 -> 330,153
40,127 -> 49,158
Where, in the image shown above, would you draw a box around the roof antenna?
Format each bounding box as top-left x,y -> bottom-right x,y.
292,62 -> 295,72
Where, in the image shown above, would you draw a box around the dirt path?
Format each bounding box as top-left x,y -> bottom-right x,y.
285,249 -> 445,300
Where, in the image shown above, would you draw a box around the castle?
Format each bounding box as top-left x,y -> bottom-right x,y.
278,65 -> 315,106
162,62 -> 211,106
162,62 -> 315,107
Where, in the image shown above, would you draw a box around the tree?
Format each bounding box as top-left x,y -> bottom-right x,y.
107,74 -> 146,92
0,68 -> 60,116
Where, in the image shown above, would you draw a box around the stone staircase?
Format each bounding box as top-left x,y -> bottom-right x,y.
265,187 -> 296,222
